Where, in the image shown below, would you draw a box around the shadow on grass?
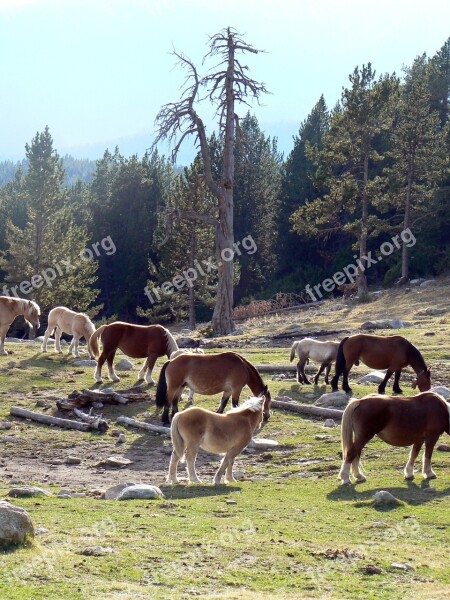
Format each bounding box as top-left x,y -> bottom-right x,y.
327,479 -> 450,508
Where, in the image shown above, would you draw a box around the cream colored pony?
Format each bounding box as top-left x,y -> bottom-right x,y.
0,296 -> 41,355
290,338 -> 340,385
169,348 -> 204,406
167,396 -> 265,485
41,306 -> 96,358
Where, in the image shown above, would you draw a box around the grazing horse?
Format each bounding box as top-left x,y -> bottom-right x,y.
338,393 -> 450,485
41,306 -> 96,358
290,338 -> 340,385
167,396 -> 266,485
88,322 -> 178,384
169,348 -> 205,406
156,351 -> 271,425
0,296 -> 40,355
330,334 -> 431,394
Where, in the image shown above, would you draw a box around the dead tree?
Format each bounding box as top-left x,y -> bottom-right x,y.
152,27 -> 267,335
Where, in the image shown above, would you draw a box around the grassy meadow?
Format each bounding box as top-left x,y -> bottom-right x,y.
0,283 -> 449,599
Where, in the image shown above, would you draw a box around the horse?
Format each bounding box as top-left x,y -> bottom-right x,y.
0,296 -> 40,355
169,348 -> 205,407
167,396 -> 266,485
290,338 -> 340,385
88,322 -> 178,384
156,351 -> 271,425
338,392 -> 450,485
41,306 -> 96,358
330,334 -> 431,394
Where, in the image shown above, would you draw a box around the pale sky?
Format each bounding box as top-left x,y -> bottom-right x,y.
1,0 -> 449,163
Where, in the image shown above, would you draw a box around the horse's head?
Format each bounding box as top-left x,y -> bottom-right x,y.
261,385 -> 272,421
412,367 -> 431,392
24,300 -> 40,330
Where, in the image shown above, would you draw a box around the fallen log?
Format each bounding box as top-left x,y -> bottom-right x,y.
271,398 -> 344,420
116,415 -> 170,436
73,408 -> 109,433
10,406 -> 97,432
255,365 -> 296,373
82,388 -> 129,405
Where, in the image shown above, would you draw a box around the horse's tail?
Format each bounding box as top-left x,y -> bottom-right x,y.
290,342 -> 298,363
170,413 -> 186,463
334,337 -> 348,376
341,399 -> 360,460
164,327 -> 179,358
155,361 -> 170,408
88,324 -> 107,360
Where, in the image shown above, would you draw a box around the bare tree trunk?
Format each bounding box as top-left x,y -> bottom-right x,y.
400,158 -> 415,284
188,231 -> 196,330
357,154 -> 369,297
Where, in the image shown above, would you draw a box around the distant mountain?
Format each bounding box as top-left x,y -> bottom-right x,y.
0,155 -> 97,187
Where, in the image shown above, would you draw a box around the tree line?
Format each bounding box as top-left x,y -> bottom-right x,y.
0,36 -> 448,333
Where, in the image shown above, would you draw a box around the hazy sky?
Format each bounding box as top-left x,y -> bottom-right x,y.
1,0 -> 449,163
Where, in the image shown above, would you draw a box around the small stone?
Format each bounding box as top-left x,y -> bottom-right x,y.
35,528 -> 49,535
95,456 -> 133,468
437,444 -> 450,452
364,565 -> 382,575
65,456 -> 82,465
324,419 -> 335,428
115,359 -> 134,371
226,500 -> 237,505
247,438 -> 279,450
373,490 -> 402,506
390,562 -> 413,571
359,371 -> 386,384
317,391 -> 351,408
8,486 -> 53,498
79,546 -> 114,556
117,433 -> 126,444
0,436 -> 17,443
104,483 -> 137,500
110,429 -> 121,437
0,422 -> 13,431
116,484 -> 164,501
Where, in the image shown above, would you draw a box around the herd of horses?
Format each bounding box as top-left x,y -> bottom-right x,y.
0,296 -> 449,486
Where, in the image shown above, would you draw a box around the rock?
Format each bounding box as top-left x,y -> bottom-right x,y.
415,307 -> 446,317
316,391 -> 351,408
115,358 -> 134,371
8,486 -> 53,498
419,279 -> 438,287
0,436 -> 17,444
73,360 -> 97,367
437,444 -> 450,452
0,501 -> 34,547
390,562 -> 413,571
95,456 -> 133,468
65,456 -> 82,465
176,337 -> 199,348
361,319 -> 410,330
364,565 -> 382,575
80,546 -> 114,556
110,429 -> 122,437
117,433 -> 126,444
359,371 -> 386,384
247,438 -> 279,450
324,419 -> 335,428
200,339 -> 219,349
226,500 -> 237,505
0,422 -> 13,430
305,393 -> 316,399
116,484 -> 164,501
430,386 -> 450,400
373,490 -> 402,506
104,483 -> 138,500
35,527 -> 49,535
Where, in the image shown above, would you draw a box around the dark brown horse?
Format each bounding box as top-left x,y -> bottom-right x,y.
339,392 -> 450,484
155,351 -> 271,425
330,334 -> 431,394
88,322 -> 178,384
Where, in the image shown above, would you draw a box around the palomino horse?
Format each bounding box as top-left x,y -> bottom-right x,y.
156,351 -> 271,425
167,396 -> 266,485
169,348 -> 204,406
41,306 -> 96,358
0,296 -> 40,355
339,392 -> 450,485
290,338 -> 340,385
88,322 -> 178,384
331,334 -> 431,394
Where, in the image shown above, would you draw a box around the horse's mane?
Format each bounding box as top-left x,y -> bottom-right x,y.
237,353 -> 265,391
409,342 -> 427,370
228,396 -> 264,414
164,328 -> 179,357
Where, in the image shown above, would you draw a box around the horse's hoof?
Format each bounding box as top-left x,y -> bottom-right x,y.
404,474 -> 415,481
393,389 -> 403,394
424,472 -> 437,480
355,476 -> 366,484
340,480 -> 351,486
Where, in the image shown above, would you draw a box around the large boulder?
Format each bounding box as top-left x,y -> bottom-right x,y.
316,391 -> 352,408
116,484 -> 164,501
0,501 -> 34,547
104,483 -> 138,500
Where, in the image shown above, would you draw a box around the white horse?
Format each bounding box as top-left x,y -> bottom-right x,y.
290,338 -> 340,385
41,306 -> 96,358
0,296 -> 41,355
170,348 -> 204,406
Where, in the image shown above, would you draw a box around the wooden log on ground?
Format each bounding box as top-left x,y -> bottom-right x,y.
10,406 -> 94,432
116,415 -> 170,436
73,408 -> 109,433
82,389 -> 130,405
271,398 -> 344,420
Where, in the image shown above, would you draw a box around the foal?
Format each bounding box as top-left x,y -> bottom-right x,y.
167,396 -> 265,485
338,392 -> 450,485
41,306 -> 96,358
0,297 -> 40,355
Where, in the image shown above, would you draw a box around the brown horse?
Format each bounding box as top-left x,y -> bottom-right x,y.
330,334 -> 431,394
88,322 -> 178,384
0,296 -> 40,355
339,392 -> 450,485
155,351 -> 271,425
167,396 -> 266,485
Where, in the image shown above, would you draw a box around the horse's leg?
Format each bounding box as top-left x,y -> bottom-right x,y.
137,357 -> 150,382
296,361 -> 303,383
299,359 -> 311,385
107,350 -> 120,382
0,325 -> 8,355
185,388 -> 194,407
167,450 -> 181,484
41,323 -> 53,352
215,444 -> 247,485
314,363 -> 326,385
422,436 -> 439,480
73,335 -> 81,358
185,445 -> 202,484
324,363 -> 332,385
217,394 -> 231,413
393,370 -> 403,394
342,362 -> 354,394
94,351 -> 107,382
339,431 -> 373,484
404,441 -> 423,480
378,370 -> 393,394
54,328 -> 63,354
144,354 -> 158,384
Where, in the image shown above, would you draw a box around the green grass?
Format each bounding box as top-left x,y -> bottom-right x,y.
0,286 -> 449,599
